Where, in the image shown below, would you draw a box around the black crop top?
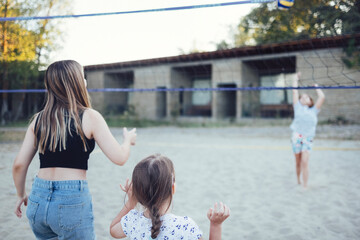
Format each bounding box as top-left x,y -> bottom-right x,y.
35,113 -> 95,170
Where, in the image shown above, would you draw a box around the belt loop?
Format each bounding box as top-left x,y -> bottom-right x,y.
49,181 -> 53,192
80,181 -> 83,192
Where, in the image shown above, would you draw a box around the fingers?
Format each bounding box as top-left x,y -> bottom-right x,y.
120,178 -> 131,192
14,207 -> 21,218
218,202 -> 224,214
208,202 -> 230,223
214,202 -> 219,214
207,207 -> 213,220
119,184 -> 126,192
123,127 -> 136,134
15,209 -> 22,218
224,204 -> 230,217
14,201 -> 23,218
123,127 -> 137,145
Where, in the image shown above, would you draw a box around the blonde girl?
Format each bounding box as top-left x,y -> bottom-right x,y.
13,60 -> 137,239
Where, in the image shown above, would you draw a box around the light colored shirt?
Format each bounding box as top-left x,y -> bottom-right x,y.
290,102 -> 320,138
121,209 -> 203,240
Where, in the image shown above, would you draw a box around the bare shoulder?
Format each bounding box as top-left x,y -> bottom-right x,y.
82,109 -> 107,136
83,108 -> 103,121
82,109 -> 101,138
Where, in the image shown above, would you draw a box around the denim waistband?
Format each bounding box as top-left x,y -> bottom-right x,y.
32,176 -> 89,191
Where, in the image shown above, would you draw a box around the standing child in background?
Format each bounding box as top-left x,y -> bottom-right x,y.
290,72 -> 325,188
12,60 -> 137,239
110,154 -> 230,240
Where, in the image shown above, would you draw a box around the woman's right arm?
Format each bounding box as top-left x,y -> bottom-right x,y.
13,119 -> 38,218
83,109 -> 136,166
292,72 -> 300,105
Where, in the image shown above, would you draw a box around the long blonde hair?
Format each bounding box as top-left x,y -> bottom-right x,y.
35,60 -> 92,153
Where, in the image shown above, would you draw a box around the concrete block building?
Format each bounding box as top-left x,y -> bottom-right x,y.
84,34 -> 360,123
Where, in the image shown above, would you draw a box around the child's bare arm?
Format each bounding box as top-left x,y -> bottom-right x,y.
314,84 -> 325,109
292,72 -> 300,105
110,179 -> 138,238
206,202 -> 230,240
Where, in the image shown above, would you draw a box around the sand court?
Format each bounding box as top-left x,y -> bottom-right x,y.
1,126 -> 360,239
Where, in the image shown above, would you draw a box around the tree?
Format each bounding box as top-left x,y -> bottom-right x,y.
0,0 -> 72,124
216,0 -> 360,48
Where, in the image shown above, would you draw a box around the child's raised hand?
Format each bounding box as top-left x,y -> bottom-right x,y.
123,127 -> 137,145
207,202 -> 230,225
120,178 -> 133,199
120,178 -> 137,208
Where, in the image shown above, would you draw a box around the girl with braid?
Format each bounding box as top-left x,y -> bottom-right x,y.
110,154 -> 230,240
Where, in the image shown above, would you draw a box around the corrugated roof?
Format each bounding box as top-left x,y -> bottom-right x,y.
84,33 -> 360,71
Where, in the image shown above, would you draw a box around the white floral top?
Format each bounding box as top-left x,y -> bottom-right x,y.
121,209 -> 203,240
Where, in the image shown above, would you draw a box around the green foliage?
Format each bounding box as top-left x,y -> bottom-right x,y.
0,0 -> 72,123
342,38 -> 360,69
215,40 -> 232,50
217,0 -> 360,48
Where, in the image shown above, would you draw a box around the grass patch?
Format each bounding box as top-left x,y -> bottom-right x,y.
105,116 -> 172,128
104,115 -> 293,128
0,130 -> 26,143
1,120 -> 29,128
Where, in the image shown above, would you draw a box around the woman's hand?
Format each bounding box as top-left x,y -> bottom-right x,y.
123,128 -> 137,146
14,194 -> 28,218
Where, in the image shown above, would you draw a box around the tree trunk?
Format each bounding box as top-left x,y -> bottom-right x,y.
1,62 -> 9,125
13,93 -> 26,121
1,0 -> 9,125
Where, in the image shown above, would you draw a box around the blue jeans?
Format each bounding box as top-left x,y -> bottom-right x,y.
26,177 -> 96,240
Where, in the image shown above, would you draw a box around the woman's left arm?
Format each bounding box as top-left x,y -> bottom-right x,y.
314,84 -> 325,109
12,119 -> 38,218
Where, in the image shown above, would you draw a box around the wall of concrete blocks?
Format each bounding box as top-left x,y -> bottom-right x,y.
296,48 -> 360,123
85,47 -> 360,123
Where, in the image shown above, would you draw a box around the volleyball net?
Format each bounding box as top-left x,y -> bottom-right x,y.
0,0 -> 359,123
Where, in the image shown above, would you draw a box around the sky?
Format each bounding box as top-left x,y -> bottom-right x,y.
52,0 -> 260,66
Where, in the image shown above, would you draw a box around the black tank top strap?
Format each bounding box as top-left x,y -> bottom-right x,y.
79,109 -> 86,122
34,114 -> 39,129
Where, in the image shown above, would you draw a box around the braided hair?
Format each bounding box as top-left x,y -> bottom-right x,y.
131,154 -> 175,239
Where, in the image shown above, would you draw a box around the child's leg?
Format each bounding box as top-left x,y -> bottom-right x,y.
291,132 -> 302,185
294,153 -> 302,184
300,151 -> 310,188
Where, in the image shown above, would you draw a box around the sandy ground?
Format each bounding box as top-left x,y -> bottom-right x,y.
1,126 -> 360,240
